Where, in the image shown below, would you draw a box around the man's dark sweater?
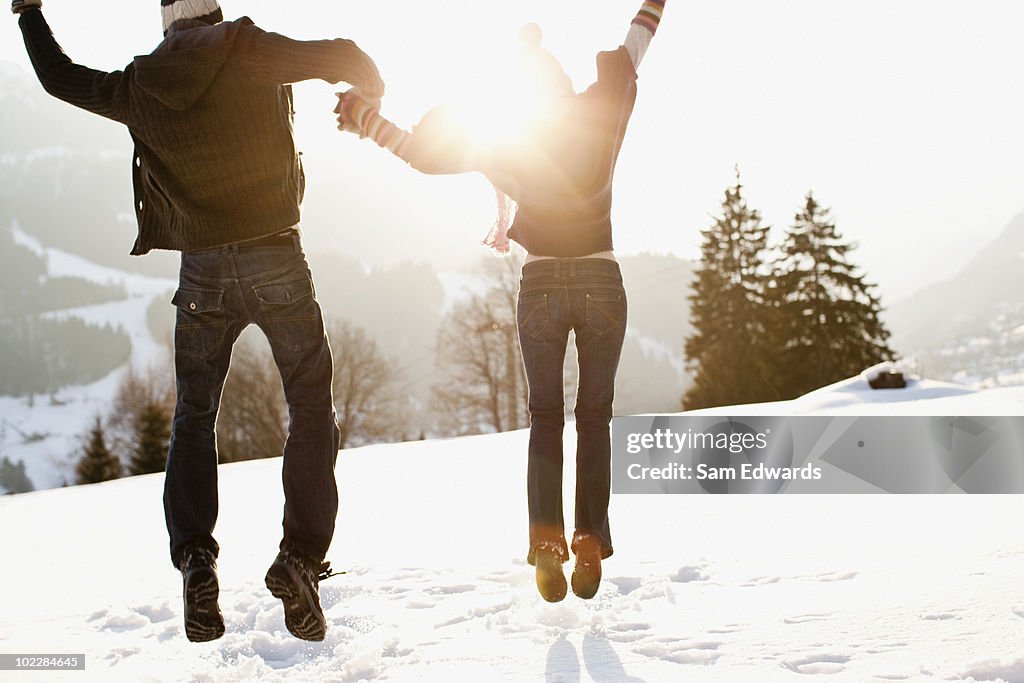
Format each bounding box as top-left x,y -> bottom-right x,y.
18,10 -> 384,254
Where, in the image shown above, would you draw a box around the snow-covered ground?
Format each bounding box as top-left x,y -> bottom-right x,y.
1,377 -> 1024,682
0,226 -> 174,488
691,371 -> 1024,417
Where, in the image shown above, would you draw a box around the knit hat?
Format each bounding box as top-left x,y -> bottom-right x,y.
161,0 -> 223,35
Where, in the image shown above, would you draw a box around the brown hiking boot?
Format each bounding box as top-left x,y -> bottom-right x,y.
264,548 -> 337,641
179,545 -> 225,642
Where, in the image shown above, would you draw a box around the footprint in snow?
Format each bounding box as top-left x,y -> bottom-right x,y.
604,622 -> 651,643
434,599 -> 514,628
632,638 -> 722,666
707,624 -> 745,635
780,653 -> 851,675
608,622 -> 650,633
744,575 -> 783,587
920,612 -> 960,621
606,576 -> 642,596
102,648 -> 142,665
783,613 -> 832,625
959,657 -> 1024,683
807,571 -> 858,582
862,642 -> 909,655
91,608 -> 153,633
135,603 -> 176,624
670,565 -> 710,583
424,584 -> 476,595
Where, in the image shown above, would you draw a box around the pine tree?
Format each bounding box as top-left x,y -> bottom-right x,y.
0,456 -> 34,494
76,417 -> 123,484
684,173 -> 779,410
129,401 -> 171,475
773,192 -> 895,397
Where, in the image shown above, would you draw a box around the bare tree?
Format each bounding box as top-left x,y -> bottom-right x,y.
329,318 -> 404,449
432,253 -> 529,435
217,332 -> 288,462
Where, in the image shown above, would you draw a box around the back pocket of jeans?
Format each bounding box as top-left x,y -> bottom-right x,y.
517,292 -> 549,339
172,287 -> 226,359
585,291 -> 625,336
252,276 -> 322,352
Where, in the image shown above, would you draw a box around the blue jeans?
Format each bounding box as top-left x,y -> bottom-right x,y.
517,258 -> 627,565
163,234 -> 340,568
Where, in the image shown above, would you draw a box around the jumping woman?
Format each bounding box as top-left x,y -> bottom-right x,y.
336,0 -> 665,602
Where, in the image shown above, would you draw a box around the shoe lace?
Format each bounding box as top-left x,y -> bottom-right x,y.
318,561 -> 344,582
283,549 -> 345,584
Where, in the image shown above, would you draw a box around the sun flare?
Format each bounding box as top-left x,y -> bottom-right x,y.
445,40 -> 571,151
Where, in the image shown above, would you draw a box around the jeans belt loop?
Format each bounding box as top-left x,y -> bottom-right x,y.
568,259 -> 577,278
553,259 -> 561,279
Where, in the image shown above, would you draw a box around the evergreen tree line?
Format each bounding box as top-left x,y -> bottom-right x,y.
684,177 -> 896,410
75,363 -> 172,485
0,316 -> 132,397
0,226 -> 133,398
0,456 -> 34,494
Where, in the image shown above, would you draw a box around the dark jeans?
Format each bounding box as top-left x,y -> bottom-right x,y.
517,258 -> 626,565
163,233 -> 340,568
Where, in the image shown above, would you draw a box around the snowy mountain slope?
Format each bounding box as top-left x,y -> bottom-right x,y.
887,211 -> 1024,388
1,381 -> 1023,681
0,227 -> 174,489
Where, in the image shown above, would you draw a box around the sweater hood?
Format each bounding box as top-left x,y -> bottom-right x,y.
133,17 -> 250,111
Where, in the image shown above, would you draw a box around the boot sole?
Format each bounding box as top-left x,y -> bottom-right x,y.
183,568 -> 225,642
265,563 -> 327,642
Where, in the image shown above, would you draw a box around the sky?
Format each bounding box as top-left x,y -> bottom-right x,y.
2,1 -> 1022,301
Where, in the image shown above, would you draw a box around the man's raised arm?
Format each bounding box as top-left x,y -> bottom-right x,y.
14,3 -> 130,123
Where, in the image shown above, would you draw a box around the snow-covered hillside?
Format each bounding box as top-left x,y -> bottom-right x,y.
691,371 -> 1024,417
888,212 -> 1024,390
0,227 -> 174,489
1,379 -> 1023,681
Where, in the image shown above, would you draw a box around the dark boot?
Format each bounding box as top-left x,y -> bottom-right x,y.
179,545 -> 225,642
570,536 -> 603,600
534,546 -> 568,603
265,547 -> 336,641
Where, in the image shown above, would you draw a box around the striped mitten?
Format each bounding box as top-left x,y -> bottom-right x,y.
632,0 -> 665,34
335,90 -> 412,159
625,0 -> 665,67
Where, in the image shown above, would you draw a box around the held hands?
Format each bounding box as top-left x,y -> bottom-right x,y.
353,86 -> 381,114
11,0 -> 42,14
332,90 -> 412,159
334,88 -> 378,138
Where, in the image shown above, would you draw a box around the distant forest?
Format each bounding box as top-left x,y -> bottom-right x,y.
0,225 -> 131,396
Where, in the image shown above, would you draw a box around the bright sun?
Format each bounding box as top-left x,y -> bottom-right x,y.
445,41 -> 569,151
